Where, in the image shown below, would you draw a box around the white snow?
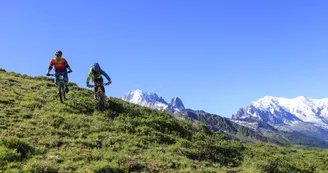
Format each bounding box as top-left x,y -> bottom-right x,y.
232,120 -> 258,130
251,96 -> 328,128
174,108 -> 181,112
120,89 -> 183,112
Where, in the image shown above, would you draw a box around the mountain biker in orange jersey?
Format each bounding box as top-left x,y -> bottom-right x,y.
86,62 -> 112,99
46,50 -> 73,92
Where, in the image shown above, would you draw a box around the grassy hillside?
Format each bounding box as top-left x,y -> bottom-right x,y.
1,68 -> 328,173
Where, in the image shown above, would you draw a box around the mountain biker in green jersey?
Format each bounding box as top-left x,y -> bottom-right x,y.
86,62 -> 112,99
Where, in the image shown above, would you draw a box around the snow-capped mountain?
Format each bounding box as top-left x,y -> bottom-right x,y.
232,96 -> 328,141
120,89 -> 184,112
170,97 -> 185,110
120,89 -> 280,143
121,90 -> 328,147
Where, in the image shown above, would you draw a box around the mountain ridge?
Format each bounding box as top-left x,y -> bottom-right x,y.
121,89 -> 193,112
121,90 -> 328,148
233,95 -> 328,142
121,89 -> 281,143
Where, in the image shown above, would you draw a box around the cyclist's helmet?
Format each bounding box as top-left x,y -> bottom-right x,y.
55,50 -> 63,56
93,62 -> 100,71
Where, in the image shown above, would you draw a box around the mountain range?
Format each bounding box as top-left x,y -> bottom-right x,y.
121,90 -> 328,148
232,96 -> 328,142
121,89 -> 278,143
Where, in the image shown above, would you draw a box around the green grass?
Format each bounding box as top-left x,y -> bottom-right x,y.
0,68 -> 328,173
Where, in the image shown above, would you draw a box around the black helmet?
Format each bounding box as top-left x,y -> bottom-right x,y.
93,62 -> 100,69
55,50 -> 63,56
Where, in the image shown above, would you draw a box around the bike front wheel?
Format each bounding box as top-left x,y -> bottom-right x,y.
96,91 -> 105,111
59,82 -> 65,103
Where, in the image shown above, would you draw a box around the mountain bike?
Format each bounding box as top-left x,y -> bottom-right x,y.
88,82 -> 110,111
48,72 -> 70,103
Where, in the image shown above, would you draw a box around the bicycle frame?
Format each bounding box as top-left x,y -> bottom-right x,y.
49,72 -> 68,103
88,82 -> 110,111
49,72 -> 67,83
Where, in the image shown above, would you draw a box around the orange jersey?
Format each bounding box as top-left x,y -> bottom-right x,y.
49,57 -> 68,70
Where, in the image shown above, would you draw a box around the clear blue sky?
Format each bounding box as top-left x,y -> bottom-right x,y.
1,0 -> 328,117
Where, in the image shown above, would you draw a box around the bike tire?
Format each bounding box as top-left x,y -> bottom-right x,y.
95,93 -> 100,111
62,84 -> 66,101
100,92 -> 105,111
59,82 -> 65,103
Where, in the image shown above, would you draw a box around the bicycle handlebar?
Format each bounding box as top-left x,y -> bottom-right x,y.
88,83 -> 110,88
47,71 -> 72,76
